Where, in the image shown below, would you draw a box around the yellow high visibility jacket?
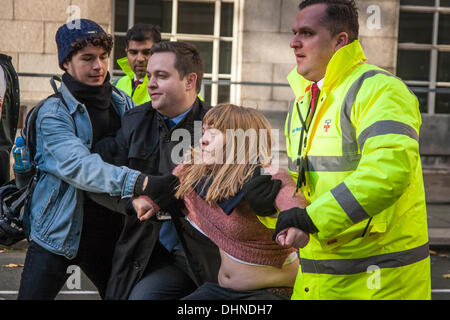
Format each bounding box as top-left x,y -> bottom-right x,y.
114,57 -> 150,105
285,40 -> 431,300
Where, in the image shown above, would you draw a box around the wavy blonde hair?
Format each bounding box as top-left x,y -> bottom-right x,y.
175,104 -> 273,205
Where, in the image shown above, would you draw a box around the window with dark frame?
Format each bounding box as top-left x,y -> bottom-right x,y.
397,0 -> 450,114
112,0 -> 239,106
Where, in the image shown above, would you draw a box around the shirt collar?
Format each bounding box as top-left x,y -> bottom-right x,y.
163,106 -> 193,125
133,74 -> 144,83
316,78 -> 324,90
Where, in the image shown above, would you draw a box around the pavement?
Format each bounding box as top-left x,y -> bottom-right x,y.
427,203 -> 450,300
0,203 -> 449,300
427,203 -> 450,246
0,250 -> 100,300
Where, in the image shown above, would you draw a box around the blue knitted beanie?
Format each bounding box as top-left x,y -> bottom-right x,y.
55,19 -> 106,70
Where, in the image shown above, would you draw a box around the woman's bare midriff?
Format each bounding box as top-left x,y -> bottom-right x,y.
217,249 -> 299,291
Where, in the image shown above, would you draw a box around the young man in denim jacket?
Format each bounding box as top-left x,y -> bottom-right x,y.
17,19 -> 148,300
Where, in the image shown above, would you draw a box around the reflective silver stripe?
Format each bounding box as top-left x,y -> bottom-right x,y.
358,120 -> 419,152
289,153 -> 361,172
288,156 -> 297,172
287,98 -> 296,139
289,70 -> 397,173
300,242 -> 429,275
289,155 -> 361,173
340,70 -> 392,155
330,182 -> 370,223
307,154 -> 361,172
302,70 -> 393,173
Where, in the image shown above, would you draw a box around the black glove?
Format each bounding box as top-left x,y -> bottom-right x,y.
242,168 -> 282,217
273,207 -> 318,241
134,173 -> 180,211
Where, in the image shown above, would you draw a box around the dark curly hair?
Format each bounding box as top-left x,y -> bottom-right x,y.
63,33 -> 114,67
298,0 -> 359,43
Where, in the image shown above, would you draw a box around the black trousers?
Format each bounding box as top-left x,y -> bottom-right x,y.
181,282 -> 291,300
0,150 -> 11,186
18,208 -> 123,300
127,241 -> 197,300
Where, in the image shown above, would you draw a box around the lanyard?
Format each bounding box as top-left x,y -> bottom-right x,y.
294,101 -> 311,193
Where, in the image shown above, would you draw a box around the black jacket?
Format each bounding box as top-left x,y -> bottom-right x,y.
0,54 -> 20,186
90,98 -> 220,300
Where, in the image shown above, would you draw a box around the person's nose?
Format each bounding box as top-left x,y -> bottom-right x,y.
290,34 -> 301,49
137,51 -> 145,62
200,132 -> 210,146
148,76 -> 156,89
92,57 -> 102,70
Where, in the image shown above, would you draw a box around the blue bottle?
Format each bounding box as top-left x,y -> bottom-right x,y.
13,136 -> 33,188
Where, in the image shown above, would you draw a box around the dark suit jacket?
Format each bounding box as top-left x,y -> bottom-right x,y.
89,98 -> 221,299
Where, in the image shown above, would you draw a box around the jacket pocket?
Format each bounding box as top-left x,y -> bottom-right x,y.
128,147 -> 160,174
36,188 -> 57,229
318,219 -> 387,250
365,220 -> 387,237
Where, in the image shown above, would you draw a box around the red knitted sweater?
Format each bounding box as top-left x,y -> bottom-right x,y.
174,165 -> 306,268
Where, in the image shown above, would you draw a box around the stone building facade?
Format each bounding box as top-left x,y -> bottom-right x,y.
0,0 -> 401,109
0,0 -> 448,202
0,0 -> 112,106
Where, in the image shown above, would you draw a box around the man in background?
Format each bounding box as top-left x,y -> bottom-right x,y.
114,23 -> 161,104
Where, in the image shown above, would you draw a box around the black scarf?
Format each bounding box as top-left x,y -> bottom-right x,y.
194,176 -> 245,215
62,72 -> 112,110
62,72 -> 123,218
62,72 -> 120,146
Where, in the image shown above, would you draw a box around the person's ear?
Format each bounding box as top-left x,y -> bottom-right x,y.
63,60 -> 71,72
185,73 -> 197,91
334,32 -> 349,51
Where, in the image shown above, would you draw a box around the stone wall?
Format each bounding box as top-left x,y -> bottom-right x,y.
358,0 -> 400,74
420,114 -> 450,203
2,0 -> 448,202
0,0 -> 112,108
1,0 -> 400,111
240,0 -> 297,111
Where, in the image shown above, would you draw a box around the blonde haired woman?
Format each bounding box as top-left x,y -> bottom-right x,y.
136,104 -> 309,300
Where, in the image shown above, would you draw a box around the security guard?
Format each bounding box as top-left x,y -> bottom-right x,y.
114,23 -> 161,105
274,0 -> 430,300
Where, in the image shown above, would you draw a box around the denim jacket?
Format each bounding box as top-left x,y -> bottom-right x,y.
29,79 -> 140,259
